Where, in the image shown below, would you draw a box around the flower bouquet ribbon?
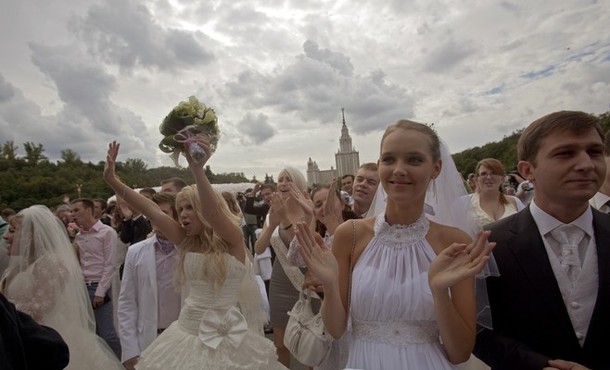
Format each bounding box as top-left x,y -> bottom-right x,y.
158,96 -> 220,166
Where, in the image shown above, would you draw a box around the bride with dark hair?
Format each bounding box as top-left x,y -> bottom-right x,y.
0,205 -> 123,370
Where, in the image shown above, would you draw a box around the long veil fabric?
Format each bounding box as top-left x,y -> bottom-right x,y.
364,139 -> 496,330
0,205 -> 123,369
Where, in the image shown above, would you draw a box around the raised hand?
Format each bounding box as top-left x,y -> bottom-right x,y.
320,179 -> 343,233
295,222 -> 339,288
428,230 -> 495,293
103,141 -> 120,183
288,182 -> 313,211
184,133 -> 212,168
252,182 -> 262,195
267,193 -> 288,228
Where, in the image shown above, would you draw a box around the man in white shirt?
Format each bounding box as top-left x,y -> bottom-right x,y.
118,193 -> 182,370
474,111 -> 610,370
589,130 -> 610,213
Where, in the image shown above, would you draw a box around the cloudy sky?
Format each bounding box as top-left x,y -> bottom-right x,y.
1,0 -> 609,181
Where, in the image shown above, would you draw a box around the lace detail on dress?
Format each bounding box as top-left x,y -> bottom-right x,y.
8,256 -> 69,322
373,212 -> 430,246
352,319 -> 439,346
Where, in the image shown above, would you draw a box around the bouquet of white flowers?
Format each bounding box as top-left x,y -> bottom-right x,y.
159,96 -> 220,166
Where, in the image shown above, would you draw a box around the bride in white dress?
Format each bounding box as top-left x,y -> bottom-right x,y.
296,120 -> 494,370
0,205 -> 124,370
103,138 -> 286,370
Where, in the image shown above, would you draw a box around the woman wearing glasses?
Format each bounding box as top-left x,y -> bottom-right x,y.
460,158 -> 524,231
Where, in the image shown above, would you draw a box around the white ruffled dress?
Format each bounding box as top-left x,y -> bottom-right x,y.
136,252 -> 286,370
346,212 -> 457,370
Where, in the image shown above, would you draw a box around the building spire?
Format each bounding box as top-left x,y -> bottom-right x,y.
341,107 -> 346,126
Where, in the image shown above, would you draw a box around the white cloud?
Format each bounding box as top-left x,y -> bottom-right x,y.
0,0 -> 608,183
69,0 -> 215,71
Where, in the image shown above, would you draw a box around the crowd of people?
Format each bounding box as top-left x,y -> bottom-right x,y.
0,110 -> 608,370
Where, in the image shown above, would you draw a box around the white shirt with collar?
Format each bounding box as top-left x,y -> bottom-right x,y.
529,201 -> 599,346
590,191 -> 610,213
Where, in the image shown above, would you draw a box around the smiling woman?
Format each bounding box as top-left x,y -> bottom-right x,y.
455,158 -> 525,232
253,166 -> 317,368
296,119 -> 495,370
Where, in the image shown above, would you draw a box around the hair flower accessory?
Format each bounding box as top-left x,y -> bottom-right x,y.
158,96 -> 220,166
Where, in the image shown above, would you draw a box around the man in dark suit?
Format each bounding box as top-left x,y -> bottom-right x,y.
475,111 -> 610,370
0,292 -> 69,370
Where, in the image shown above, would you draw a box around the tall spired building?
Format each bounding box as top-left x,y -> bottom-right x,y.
307,109 -> 360,186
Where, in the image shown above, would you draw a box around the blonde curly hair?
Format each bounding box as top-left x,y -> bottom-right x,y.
174,185 -> 241,289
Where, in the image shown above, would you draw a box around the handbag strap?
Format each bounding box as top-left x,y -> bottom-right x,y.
270,231 -> 321,300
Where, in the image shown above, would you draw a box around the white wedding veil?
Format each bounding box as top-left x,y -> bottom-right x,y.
365,138 -> 467,225
2,205 -> 95,330
1,205 -> 123,369
365,138 -> 496,330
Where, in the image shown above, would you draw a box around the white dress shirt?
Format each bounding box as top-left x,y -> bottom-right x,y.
529,201 -> 599,346
590,191 -> 610,213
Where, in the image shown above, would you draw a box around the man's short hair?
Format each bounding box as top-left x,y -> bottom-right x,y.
358,163 -> 378,172
341,174 -> 354,181
152,192 -> 178,220
260,183 -> 276,192
517,111 -> 604,163
71,198 -> 95,211
161,177 -> 187,191
93,198 -> 107,211
55,204 -> 71,214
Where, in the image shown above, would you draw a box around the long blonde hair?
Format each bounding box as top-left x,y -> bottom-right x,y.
175,185 -> 241,288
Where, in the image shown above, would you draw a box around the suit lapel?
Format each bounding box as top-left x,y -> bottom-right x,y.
506,209 -> 576,338
583,210 -> 610,351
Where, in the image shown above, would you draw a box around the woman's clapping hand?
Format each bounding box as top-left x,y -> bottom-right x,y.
428,230 -> 495,293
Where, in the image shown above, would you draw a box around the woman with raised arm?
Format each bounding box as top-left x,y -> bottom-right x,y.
296,120 -> 494,370
287,179 -> 358,370
103,138 -> 286,370
253,167 -> 315,367
0,205 -> 124,370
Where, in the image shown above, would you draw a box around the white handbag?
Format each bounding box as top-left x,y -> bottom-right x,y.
283,288 -> 333,367
283,220 -> 358,368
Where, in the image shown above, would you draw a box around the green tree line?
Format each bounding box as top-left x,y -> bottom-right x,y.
2,111 -> 608,211
452,111 -> 610,177
0,143 -> 251,211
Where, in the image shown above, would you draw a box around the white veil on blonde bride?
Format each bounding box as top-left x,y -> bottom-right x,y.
0,205 -> 123,370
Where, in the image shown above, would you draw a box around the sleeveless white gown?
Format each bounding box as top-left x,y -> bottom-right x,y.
346,212 -> 457,370
136,252 -> 286,370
